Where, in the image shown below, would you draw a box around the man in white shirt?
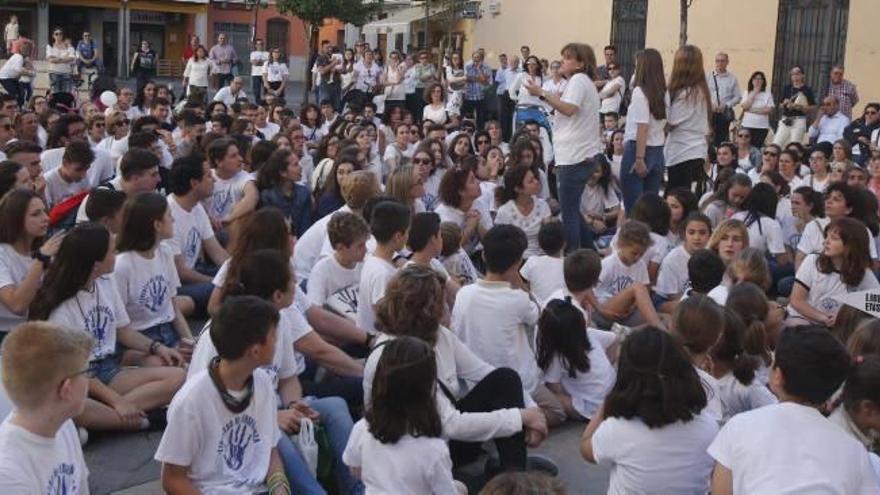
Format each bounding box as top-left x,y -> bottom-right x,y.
0,114 -> 14,159
213,76 -> 248,106
495,53 -> 516,140
249,39 -> 269,104
707,52 -> 742,145
708,326 -> 878,494
104,86 -> 139,120
254,104 -> 279,141
0,323 -> 93,494
42,139 -> 93,208
167,154 -> 229,316
809,95 -> 850,144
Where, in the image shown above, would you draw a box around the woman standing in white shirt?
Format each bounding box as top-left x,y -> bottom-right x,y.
46,28 -> 76,94
421,82 -> 449,126
494,165 -> 552,258
182,46 -> 211,105
582,327 -> 719,494
262,48 -> 289,99
444,52 -> 466,117
665,45 -> 712,193
380,50 -> 406,114
509,56 -> 548,133
619,49 -> 667,212
740,71 -> 775,148
0,190 -> 63,338
523,43 -> 602,252
598,63 -> 626,117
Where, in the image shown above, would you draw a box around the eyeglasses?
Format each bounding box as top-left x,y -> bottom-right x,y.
866,110 -> 878,115
763,151 -> 778,157
93,123 -> 105,128
413,158 -> 432,165
68,363 -> 97,380
477,139 -> 489,144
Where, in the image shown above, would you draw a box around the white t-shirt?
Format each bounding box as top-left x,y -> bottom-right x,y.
42,167 -> 89,208
306,255 -> 361,321
624,87 -> 666,146
249,50 -> 269,77
0,54 -> 24,79
553,72 -> 602,165
41,147 -> 115,190
0,418 -> 89,494
580,183 -> 620,219
741,90 -> 775,130
48,275 -> 130,362
353,61 -> 380,92
655,245 -> 691,297
520,255 -> 565,305
708,402 -> 879,495
113,245 -> 181,331
452,280 -> 541,393
494,198 -> 551,258
789,253 -> 880,318
155,369 -> 280,495
0,244 -> 32,332
543,328 -> 616,419
716,372 -> 777,424
261,62 -> 289,83
707,284 -> 729,305
256,121 -> 280,141
731,212 -> 786,256
183,59 -> 211,87
698,367 -> 724,424
188,315 -> 298,389
167,195 -> 216,270
212,86 -> 248,106
664,89 -> 710,166
797,217 -> 879,261
592,412 -> 719,495
206,170 -> 252,220
355,255 -> 397,332
212,259 -> 314,318
596,252 -> 650,304
422,103 -> 448,125
611,231 -> 669,268
364,331 -> 524,442
435,202 -> 493,255
293,204 -> 340,282
343,418 -> 458,495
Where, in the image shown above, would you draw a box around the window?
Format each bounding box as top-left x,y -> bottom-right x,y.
266,18 -> 290,58
771,0 -> 849,100
610,0 -> 648,82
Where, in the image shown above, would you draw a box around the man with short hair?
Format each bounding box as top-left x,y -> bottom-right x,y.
809,95 -> 850,144
826,65 -> 859,119
410,50 -> 438,119
209,33 -> 237,89
175,110 -> 206,158
595,44 -> 617,88
75,31 -> 102,75
843,102 -> 880,165
4,140 -> 43,194
150,97 -> 172,127
104,86 -> 139,120
463,50 -> 492,129
0,94 -> 19,120
249,39 -> 269,104
42,139 -> 93,208
213,76 -> 247,106
0,114 -> 13,160
74,147 -> 161,222
316,41 -> 341,111
707,51 -> 742,145
254,104 -> 279,141
518,45 -> 530,71
495,53 -> 516,141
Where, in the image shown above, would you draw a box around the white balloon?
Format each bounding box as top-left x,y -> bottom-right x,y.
99,91 -> 117,107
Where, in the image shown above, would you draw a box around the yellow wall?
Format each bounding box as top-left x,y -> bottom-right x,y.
645,0 -> 778,86
843,0 -> 880,113
462,1 -> 613,66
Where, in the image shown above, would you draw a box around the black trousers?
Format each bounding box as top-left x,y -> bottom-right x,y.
667,158 -> 706,194
449,367 -> 527,472
712,112 -> 732,147
498,92 -> 515,141
744,127 -> 769,148
462,98 -> 487,129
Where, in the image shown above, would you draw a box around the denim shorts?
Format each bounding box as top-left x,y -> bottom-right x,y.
92,353 -> 123,385
141,321 -> 179,348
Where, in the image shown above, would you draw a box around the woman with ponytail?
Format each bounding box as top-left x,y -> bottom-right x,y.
829,356 -> 880,452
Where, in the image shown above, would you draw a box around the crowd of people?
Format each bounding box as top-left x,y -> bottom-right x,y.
0,24 -> 878,494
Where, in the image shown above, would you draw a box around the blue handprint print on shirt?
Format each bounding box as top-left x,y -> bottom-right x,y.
139,275 -> 168,313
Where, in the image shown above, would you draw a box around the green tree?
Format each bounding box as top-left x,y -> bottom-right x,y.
275,0 -> 380,102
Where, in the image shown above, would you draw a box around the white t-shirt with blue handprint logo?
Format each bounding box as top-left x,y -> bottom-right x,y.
155,368 -> 280,494
113,244 -> 180,331
48,275 -> 130,361
204,169 -> 252,222
0,418 -> 89,494
788,253 -> 880,320
167,194 -> 216,270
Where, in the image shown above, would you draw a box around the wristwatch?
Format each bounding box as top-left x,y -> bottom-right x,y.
538,90 -> 547,101
31,251 -> 50,269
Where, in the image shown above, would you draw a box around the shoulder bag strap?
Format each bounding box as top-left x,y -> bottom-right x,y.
712,72 -> 721,108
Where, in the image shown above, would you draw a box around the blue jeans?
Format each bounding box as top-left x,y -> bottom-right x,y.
252,75 -> 263,104
319,83 -> 341,111
277,396 -> 364,495
557,158 -> 601,251
141,321 -> 179,348
49,73 -> 74,94
620,140 -> 665,213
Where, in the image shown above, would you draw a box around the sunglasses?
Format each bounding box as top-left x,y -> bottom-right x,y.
93,123 -> 105,128
0,124 -> 11,130
737,133 -> 750,138
763,151 -> 778,157
413,158 -> 432,165
477,139 -> 489,144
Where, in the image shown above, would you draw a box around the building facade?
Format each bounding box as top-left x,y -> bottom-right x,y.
457,0 -> 878,115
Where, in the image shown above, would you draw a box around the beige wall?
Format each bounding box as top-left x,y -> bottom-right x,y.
462,1 -> 613,67
645,0 -> 778,87
843,0 -> 880,114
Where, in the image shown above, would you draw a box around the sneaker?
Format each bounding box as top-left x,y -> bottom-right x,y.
77,427 -> 88,447
611,322 -> 635,341
526,454 -> 559,477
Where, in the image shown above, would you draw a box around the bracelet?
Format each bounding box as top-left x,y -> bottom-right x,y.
267,472 -> 290,495
31,251 -> 51,269
148,340 -> 161,355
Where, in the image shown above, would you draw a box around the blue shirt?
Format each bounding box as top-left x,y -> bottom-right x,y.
259,184 -> 312,237
465,62 -> 492,101
76,40 -> 95,59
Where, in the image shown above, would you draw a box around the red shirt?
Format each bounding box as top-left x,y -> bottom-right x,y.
183,45 -> 195,61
